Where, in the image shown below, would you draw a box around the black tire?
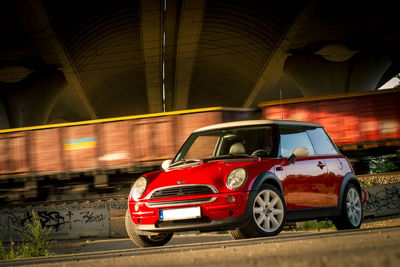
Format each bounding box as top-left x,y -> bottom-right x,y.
230,184 -> 286,240
125,210 -> 173,247
333,183 -> 363,230
228,228 -> 247,239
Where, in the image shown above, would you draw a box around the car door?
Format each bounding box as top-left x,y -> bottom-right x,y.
306,127 -> 344,206
278,125 -> 331,209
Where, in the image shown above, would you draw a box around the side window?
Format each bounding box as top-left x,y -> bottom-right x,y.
306,128 -> 339,155
279,126 -> 315,158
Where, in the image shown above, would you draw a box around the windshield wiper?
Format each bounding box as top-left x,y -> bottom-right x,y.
205,154 -> 258,161
170,158 -> 203,167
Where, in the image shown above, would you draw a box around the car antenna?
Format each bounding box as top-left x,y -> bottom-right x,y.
280,88 -> 283,120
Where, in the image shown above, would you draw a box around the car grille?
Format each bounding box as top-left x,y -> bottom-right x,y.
149,185 -> 217,199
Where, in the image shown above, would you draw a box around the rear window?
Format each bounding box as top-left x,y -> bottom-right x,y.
306,127 -> 339,155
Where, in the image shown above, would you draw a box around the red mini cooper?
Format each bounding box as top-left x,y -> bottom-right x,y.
125,120 -> 363,247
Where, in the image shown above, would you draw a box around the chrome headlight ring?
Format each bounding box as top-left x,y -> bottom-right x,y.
130,176 -> 148,200
226,167 -> 247,190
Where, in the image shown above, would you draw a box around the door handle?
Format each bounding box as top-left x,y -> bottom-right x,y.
317,162 -> 326,168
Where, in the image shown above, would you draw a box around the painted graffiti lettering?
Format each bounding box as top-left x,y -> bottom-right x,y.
37,211 -> 67,232
1,208 -> 108,239
6,210 -> 68,232
80,211 -> 106,223
73,211 -> 107,227
364,185 -> 400,215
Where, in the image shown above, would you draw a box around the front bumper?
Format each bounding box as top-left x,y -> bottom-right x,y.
128,191 -> 251,234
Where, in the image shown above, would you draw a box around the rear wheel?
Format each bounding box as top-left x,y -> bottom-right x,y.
230,184 -> 286,239
333,183 -> 363,230
125,210 -> 173,247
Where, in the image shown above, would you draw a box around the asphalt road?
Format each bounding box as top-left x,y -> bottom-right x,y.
3,224 -> 400,267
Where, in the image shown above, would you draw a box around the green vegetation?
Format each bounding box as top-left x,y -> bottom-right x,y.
357,154 -> 400,187
0,211 -> 51,260
370,154 -> 400,174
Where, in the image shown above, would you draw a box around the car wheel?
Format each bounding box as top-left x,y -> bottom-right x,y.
125,210 -> 173,247
333,183 -> 363,230
230,184 -> 286,239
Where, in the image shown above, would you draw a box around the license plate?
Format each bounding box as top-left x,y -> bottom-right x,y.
159,206 -> 201,221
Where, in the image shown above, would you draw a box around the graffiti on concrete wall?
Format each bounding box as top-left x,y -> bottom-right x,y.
6,210 -> 68,232
363,184 -> 400,216
0,208 -> 109,239
77,211 -> 107,224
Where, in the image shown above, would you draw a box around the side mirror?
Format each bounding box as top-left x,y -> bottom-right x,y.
162,159 -> 172,170
288,147 -> 310,164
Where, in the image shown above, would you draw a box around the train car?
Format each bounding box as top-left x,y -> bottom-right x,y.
0,107 -> 257,203
259,88 -> 400,173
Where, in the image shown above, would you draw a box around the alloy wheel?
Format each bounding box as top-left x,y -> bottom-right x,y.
346,188 -> 362,227
253,189 -> 284,232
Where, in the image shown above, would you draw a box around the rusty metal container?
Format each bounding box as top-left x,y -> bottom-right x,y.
131,117 -> 176,163
30,128 -> 64,174
63,124 -> 98,171
0,107 -> 257,179
259,89 -> 400,148
0,132 -> 29,175
98,121 -> 131,167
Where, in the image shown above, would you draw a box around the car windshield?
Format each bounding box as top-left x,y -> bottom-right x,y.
172,125 -> 274,165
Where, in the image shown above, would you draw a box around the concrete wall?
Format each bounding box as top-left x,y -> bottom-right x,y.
363,183 -> 400,217
0,201 -> 110,240
0,183 -> 399,240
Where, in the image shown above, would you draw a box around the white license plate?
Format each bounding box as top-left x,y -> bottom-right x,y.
159,206 -> 201,221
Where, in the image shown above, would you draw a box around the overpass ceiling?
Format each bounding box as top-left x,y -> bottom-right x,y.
187,0 -> 304,108
0,0 -> 400,127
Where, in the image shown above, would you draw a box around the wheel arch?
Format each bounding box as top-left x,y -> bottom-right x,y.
250,171 -> 284,194
338,172 -> 361,208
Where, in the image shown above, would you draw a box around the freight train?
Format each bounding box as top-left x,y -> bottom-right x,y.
0,107 -> 256,203
259,88 -> 400,173
1,88 -> 399,204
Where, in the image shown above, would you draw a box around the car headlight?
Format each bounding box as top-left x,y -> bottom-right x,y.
130,176 -> 148,199
226,168 -> 247,190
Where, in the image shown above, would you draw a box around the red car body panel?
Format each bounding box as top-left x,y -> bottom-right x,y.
128,157 -> 350,226
128,159 -> 277,226
127,120 -> 359,233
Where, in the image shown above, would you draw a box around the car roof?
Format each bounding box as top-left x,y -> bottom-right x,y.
193,120 -> 322,133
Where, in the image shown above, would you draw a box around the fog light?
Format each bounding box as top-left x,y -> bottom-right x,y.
134,203 -> 139,211
227,195 -> 235,203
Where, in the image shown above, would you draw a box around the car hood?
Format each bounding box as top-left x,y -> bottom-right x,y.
143,159 -> 259,197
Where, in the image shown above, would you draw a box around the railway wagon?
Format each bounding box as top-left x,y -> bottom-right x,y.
0,107 -> 256,203
259,88 -> 400,173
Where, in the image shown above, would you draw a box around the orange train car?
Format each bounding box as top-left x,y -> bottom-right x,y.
259,88 -> 400,172
0,107 -> 256,202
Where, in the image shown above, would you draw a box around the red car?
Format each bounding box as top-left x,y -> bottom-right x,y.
125,120 -> 363,247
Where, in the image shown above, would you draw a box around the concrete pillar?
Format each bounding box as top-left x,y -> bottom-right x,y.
283,48 -> 391,96
347,53 -> 391,92
2,69 -> 66,128
174,0 -> 206,111
140,0 -> 163,113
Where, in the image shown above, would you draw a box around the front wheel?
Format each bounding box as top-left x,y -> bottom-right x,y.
333,183 -> 363,230
230,184 -> 286,239
125,210 -> 173,247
